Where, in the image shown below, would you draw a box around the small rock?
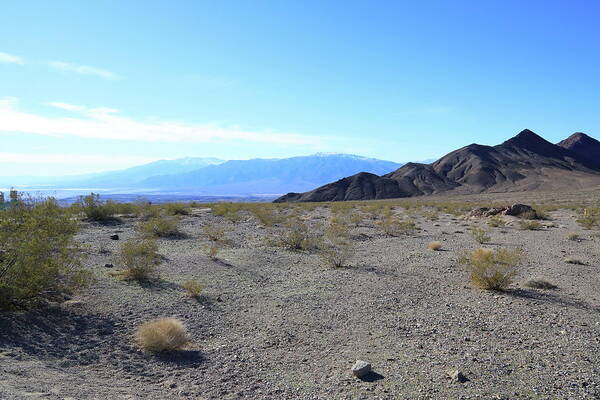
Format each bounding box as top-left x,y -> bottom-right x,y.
110,234 -> 119,240
447,369 -> 469,383
104,263 -> 114,268
351,360 -> 371,378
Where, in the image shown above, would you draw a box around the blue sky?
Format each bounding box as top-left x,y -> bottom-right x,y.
1,0 -> 599,176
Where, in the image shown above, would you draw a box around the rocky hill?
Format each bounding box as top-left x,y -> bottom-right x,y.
275,130 -> 600,202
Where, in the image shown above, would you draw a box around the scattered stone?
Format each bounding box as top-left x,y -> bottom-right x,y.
468,204 -> 537,219
104,263 -> 114,268
351,360 -> 372,378
110,234 -> 119,240
447,369 -> 469,383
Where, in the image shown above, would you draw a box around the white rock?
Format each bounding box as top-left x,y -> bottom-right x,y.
351,360 -> 371,378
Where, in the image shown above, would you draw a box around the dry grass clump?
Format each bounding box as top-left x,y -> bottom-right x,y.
206,242 -> 223,260
318,218 -> 354,267
575,207 -> 600,230
274,218 -> 316,251
468,226 -> 491,244
519,220 -> 542,230
116,239 -> 160,281
163,202 -> 190,216
139,216 -> 182,238
247,205 -> 280,227
567,232 -> 580,241
377,215 -> 418,236
459,248 -> 523,290
135,318 -> 190,352
203,223 -> 227,242
565,256 -> 585,265
525,279 -> 558,290
209,202 -> 242,221
182,280 -> 205,298
487,215 -> 506,227
428,241 -> 442,251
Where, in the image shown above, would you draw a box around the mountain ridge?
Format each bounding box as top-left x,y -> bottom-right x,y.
274,130 -> 600,202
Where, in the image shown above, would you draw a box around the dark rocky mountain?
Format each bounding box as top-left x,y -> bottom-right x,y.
557,132 -> 600,168
275,129 -> 600,202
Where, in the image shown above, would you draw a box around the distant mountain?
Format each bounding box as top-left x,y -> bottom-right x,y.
275,130 -> 600,202
557,132 -> 600,168
139,153 -> 403,194
57,157 -> 225,187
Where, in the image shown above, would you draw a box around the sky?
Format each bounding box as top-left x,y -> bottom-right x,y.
1,0 -> 600,176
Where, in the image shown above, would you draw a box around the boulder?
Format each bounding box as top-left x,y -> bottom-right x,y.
351,360 -> 372,378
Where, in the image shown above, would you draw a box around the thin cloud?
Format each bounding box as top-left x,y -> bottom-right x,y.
47,61 -> 120,80
0,51 -> 24,64
0,98 -> 326,146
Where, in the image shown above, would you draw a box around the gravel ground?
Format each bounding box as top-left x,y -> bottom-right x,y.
1,203 -> 599,399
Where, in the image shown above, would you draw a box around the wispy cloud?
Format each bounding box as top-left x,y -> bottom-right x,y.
47,61 -> 120,80
0,151 -> 155,166
0,98 -> 325,146
0,51 -> 24,64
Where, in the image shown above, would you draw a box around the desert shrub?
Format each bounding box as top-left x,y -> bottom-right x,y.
325,217 -> 352,243
468,226 -> 491,244
565,256 -> 585,265
248,205 -> 281,227
135,202 -> 162,220
163,203 -> 190,216
428,241 -> 442,251
567,232 -> 579,241
276,218 -> 316,251
182,280 -> 205,298
377,215 -> 418,236
459,248 -> 523,290
525,279 -> 557,290
318,241 -> 353,268
423,210 -> 439,221
203,223 -> 227,242
117,239 -> 160,281
138,216 -> 182,238
135,318 -> 190,352
519,220 -> 542,230
0,198 -> 89,310
487,215 -> 506,227
576,207 -> 600,230
210,202 -> 242,221
206,242 -> 223,260
77,193 -> 120,222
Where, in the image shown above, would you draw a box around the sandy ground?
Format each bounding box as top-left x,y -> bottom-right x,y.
1,201 -> 599,399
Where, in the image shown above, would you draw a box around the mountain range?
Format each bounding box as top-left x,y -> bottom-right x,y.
274,130 -> 600,202
4,154 -> 404,197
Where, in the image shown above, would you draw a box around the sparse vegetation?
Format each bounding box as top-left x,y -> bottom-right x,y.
459,248 -> 523,290
116,239 -> 160,281
203,223 -> 227,242
576,207 -> 600,230
206,242 -> 222,260
565,256 -> 585,265
0,198 -> 89,310
318,241 -> 353,268
77,193 -> 120,223
377,215 -> 418,236
567,232 -> 580,241
275,218 -> 316,251
525,279 -> 558,290
468,226 -> 491,244
487,215 -> 506,227
428,241 -> 442,251
182,280 -> 205,298
139,216 -> 182,238
163,202 -> 190,216
135,318 -> 190,352
520,220 -> 542,230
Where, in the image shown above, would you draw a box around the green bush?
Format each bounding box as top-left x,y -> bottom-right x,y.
138,216 -> 183,238
163,203 -> 190,216
77,193 -> 120,222
459,248 -> 523,290
116,239 -> 160,281
0,198 -> 88,310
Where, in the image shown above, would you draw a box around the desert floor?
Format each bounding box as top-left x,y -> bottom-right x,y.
1,196 -> 599,399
